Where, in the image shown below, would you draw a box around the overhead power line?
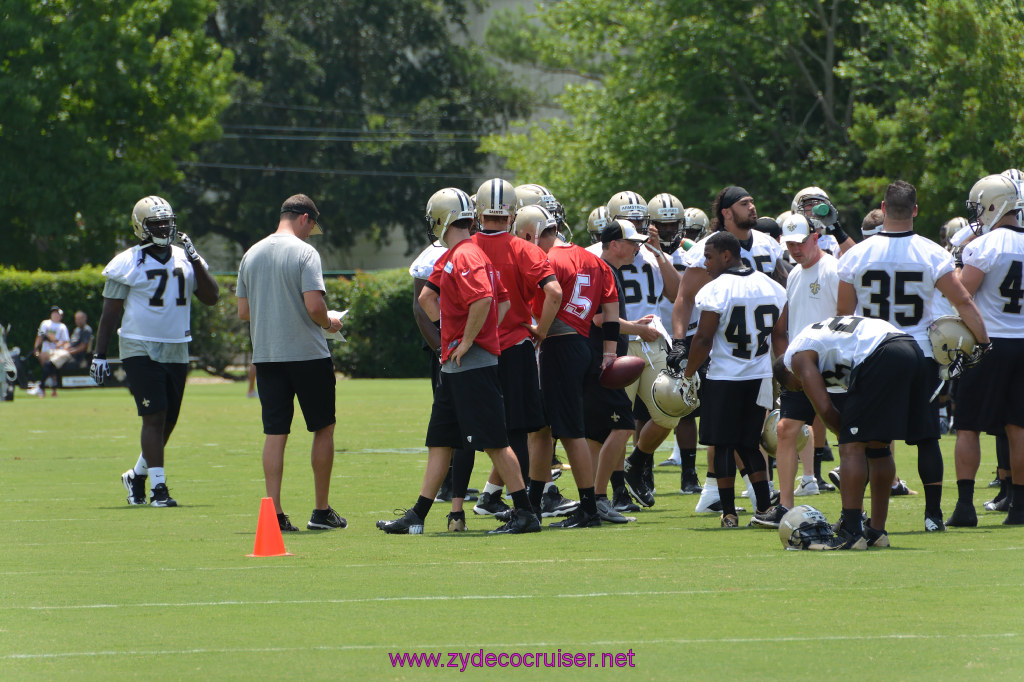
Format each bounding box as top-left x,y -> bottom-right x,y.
180,161 -> 481,179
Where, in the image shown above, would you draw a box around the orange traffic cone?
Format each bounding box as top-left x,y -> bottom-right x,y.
247,497 -> 293,557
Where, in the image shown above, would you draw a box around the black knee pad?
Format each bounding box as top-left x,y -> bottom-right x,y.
997,435 -> 1010,470
738,446 -> 767,473
865,446 -> 891,460
714,446 -> 737,480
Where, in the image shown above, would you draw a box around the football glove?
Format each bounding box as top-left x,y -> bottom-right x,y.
177,232 -> 200,261
666,337 -> 689,372
90,357 -> 110,385
965,341 -> 991,368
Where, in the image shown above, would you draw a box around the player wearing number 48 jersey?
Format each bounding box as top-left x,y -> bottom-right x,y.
837,180 -> 989,532
93,196 -> 219,508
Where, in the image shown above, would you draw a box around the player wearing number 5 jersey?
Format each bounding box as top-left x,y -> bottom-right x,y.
836,180 -> 989,532
94,196 -> 219,508
682,232 -> 786,528
780,315 -> 931,549
949,174 -> 1024,527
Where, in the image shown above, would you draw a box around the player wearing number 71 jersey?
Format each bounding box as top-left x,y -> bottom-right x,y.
837,180 -> 989,532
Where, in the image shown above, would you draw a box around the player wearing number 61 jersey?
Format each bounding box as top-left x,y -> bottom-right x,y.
836,180 -> 989,532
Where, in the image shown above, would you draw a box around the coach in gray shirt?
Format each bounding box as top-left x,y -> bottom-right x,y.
237,194 -> 347,532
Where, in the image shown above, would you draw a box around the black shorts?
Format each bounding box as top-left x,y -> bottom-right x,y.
840,337 -> 936,445
255,358 -> 336,435
539,334 -> 591,439
955,337 -> 1024,435
499,340 -> 546,432
122,356 -> 188,426
633,394 -> 651,422
699,378 -> 766,448
583,371 -> 635,444
782,388 -> 846,424
426,364 -> 508,450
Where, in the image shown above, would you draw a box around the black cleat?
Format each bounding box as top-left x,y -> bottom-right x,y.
623,457 -> 655,508
680,473 -> 703,495
815,475 -> 837,492
985,495 -> 1010,512
446,511 -> 467,532
548,507 -> 601,529
277,513 -> 300,532
540,485 -> 579,518
612,487 -> 641,513
827,466 -> 841,490
748,504 -> 788,529
924,512 -> 946,532
946,501 -> 978,528
1003,505 -> 1024,526
643,460 -> 655,496
818,444 -> 835,462
488,508 -> 541,534
473,491 -> 511,516
826,527 -> 868,550
376,509 -> 424,535
121,469 -> 147,505
308,506 -> 347,529
864,526 -> 890,548
149,483 -> 177,508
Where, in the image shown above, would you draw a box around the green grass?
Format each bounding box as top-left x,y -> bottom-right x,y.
1,380 -> 1023,680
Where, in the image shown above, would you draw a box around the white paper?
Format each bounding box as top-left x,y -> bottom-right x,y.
322,309 -> 349,341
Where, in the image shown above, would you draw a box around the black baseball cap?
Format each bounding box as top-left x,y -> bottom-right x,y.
281,194 -> 323,235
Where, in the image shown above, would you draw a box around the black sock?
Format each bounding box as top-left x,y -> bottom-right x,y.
956,479 -> 975,505
923,484 -> 942,516
719,483 -> 736,517
510,488 -> 532,512
841,508 -> 863,536
813,456 -> 822,478
681,448 -> 697,475
1011,485 -> 1024,510
448,510 -> 464,521
578,487 -> 597,515
412,495 -> 433,521
527,478 -> 545,511
995,476 -> 1010,503
610,471 -> 626,490
596,493 -> 609,500
629,446 -> 653,468
752,480 -> 771,512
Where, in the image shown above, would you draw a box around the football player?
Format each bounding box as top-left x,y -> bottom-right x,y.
604,191 -> 682,509
680,231 -> 787,528
667,186 -> 784,512
836,180 -> 989,531
93,196 -> 219,508
378,188 -> 539,535
947,174 -> 1024,526
791,186 -> 856,256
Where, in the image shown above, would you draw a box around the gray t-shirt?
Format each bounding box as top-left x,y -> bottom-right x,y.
237,233 -> 330,363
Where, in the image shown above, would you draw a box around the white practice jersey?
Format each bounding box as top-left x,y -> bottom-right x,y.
837,231 -> 954,357
931,289 -> 956,319
585,242 -> 603,257
658,246 -> 688,332
818,233 -> 839,255
695,269 -> 786,380
962,227 -> 1024,338
684,230 -> 783,335
619,245 -> 670,339
786,253 -> 840,337
784,316 -> 907,390
102,245 -> 202,343
409,243 -> 447,279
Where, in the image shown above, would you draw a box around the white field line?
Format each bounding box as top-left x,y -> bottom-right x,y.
1,633 -> 1018,660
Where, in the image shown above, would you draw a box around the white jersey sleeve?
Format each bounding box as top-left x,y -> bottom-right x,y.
102,245 -> 201,343
409,243 -> 447,280
837,232 -> 954,357
962,227 -> 1024,338
696,270 -> 786,380
683,231 -> 781,276
783,316 -> 905,389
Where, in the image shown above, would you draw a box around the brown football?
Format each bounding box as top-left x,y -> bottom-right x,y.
599,355 -> 646,389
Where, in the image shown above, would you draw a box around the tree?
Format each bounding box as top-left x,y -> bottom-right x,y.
178,0 -> 530,254
0,1 -> 234,270
481,0 -> 1024,241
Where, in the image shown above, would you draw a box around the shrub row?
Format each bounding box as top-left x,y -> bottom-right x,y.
0,267 -> 429,379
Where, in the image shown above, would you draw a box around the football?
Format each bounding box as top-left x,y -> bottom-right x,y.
599,355 -> 645,389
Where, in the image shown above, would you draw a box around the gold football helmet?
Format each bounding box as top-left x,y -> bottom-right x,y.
607,191 -> 649,233
760,408 -> 810,457
651,368 -> 700,418
683,207 -> 709,241
512,205 -> 558,245
425,188 -> 474,247
131,196 -> 177,246
587,206 -> 610,244
475,178 -> 517,220
966,174 -> 1023,235
649,192 -> 685,252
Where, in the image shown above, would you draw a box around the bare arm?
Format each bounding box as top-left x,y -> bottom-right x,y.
836,236 -> 856,256
836,280 -> 858,316
453,297 -> 493,365
303,290 -> 340,333
412,278 -> 441,349
683,310 -> 719,378
598,301 -> 620,370
644,230 -> 681,303
191,258 -> 219,306
672,266 -> 710,338
792,350 -> 840,434
958,265 -> 984,296
936,271 -> 990,344
237,297 -> 250,322
771,302 -> 790,359
93,298 -> 125,357
524,279 -> 563,341
418,285 -> 441,323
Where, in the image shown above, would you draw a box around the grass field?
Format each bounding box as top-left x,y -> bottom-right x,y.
2,379 -> 1023,680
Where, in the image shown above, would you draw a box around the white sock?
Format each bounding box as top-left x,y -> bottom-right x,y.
483,482 -> 502,495
670,441 -> 681,461
801,475 -> 815,484
133,453 -> 148,477
703,477 -> 718,491
149,467 -> 165,488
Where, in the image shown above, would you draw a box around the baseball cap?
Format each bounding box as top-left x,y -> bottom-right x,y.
50,306 -> 64,316
600,219 -> 649,245
754,217 -> 782,240
779,214 -> 816,244
281,194 -> 324,235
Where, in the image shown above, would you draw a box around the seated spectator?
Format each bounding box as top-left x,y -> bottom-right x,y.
67,311 -> 94,369
32,306 -> 69,397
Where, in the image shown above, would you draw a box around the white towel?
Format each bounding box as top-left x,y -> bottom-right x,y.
756,377 -> 774,410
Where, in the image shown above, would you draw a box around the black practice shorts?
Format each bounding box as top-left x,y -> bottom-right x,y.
955,337 -> 1024,435
699,378 -> 766,448
840,337 -> 936,445
539,334 -> 591,439
782,387 -> 846,424
256,358 -> 336,435
122,356 -> 188,427
583,370 -> 635,444
499,340 -> 546,432
426,364 -> 508,451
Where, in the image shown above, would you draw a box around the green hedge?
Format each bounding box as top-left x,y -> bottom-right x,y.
0,267 -> 429,379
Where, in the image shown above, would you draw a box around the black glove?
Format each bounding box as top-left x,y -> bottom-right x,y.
666,337 -> 689,372
965,341 -> 991,368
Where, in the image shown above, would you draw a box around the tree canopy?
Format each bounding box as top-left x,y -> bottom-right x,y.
482,0 -> 1024,240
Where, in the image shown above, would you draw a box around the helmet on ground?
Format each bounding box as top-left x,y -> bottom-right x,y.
966,174 -> 1023,236
132,196 -> 177,246
649,192 -> 685,252
779,505 -> 835,550
651,368 -> 700,418
607,191 -> 649,233
425,188 -> 474,247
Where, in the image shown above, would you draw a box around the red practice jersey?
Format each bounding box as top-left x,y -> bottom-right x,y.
540,242 -> 619,337
428,239 -> 508,361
